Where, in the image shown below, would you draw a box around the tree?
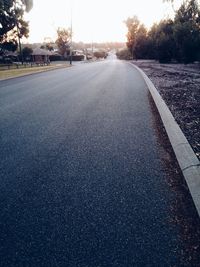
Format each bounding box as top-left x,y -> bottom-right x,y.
149,19 -> 176,62
134,24 -> 150,59
174,0 -> 200,63
125,16 -> 140,58
0,0 -> 33,54
41,37 -> 54,51
123,0 -> 200,63
22,46 -> 33,61
116,48 -> 131,60
56,28 -> 71,58
40,44 -> 54,51
125,16 -> 152,60
94,50 -> 108,59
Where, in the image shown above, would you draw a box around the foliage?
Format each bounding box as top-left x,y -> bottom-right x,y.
125,16 -> 140,58
40,43 -> 54,51
0,41 -> 18,53
55,28 -> 71,58
124,0 -> 200,63
125,17 -> 154,60
116,48 -> 132,60
150,19 -> 176,62
133,24 -> 151,59
173,0 -> 200,63
22,46 -> 32,60
93,51 -> 108,59
0,0 -> 33,53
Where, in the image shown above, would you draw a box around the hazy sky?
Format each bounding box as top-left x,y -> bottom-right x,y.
24,0 -> 175,43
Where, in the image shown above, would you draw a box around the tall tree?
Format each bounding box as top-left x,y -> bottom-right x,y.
55,28 -> 71,58
22,46 -> 33,61
0,0 -> 33,53
134,24 -> 149,59
125,16 -> 140,58
173,0 -> 200,63
149,19 -> 176,62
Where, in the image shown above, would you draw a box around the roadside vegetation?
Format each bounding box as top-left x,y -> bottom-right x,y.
0,0 -> 33,56
0,63 -> 70,80
117,0 -> 200,64
2,0 -> 200,66
0,0 -> 110,70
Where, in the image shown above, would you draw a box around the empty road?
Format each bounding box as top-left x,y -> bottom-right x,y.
0,59 -> 199,266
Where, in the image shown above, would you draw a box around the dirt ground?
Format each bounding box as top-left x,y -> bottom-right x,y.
132,60 -> 200,161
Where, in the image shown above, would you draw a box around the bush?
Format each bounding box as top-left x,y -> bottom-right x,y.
116,49 -> 131,60
94,51 -> 108,59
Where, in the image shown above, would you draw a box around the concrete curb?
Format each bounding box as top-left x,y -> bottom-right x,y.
130,63 -> 200,217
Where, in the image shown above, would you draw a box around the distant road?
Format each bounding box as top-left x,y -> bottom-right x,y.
0,59 -> 198,266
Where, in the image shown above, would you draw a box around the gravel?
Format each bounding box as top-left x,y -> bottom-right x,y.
132,60 -> 200,161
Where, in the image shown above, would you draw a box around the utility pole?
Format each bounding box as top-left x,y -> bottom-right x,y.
69,3 -> 73,65
91,39 -> 94,59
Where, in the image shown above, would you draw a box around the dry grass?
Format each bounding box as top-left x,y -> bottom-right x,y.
0,64 -> 70,80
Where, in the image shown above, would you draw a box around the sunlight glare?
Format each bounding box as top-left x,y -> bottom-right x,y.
25,0 -> 173,43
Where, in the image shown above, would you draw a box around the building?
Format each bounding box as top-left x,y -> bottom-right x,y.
31,48 -> 52,64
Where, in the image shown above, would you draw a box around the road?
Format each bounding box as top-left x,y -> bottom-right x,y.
0,59 -> 199,266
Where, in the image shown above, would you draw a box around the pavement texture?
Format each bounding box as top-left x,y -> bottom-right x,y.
0,59 -> 200,266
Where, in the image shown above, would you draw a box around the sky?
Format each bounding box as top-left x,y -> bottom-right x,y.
24,0 -> 175,44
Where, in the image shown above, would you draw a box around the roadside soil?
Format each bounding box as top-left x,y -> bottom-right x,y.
132,60 -> 200,161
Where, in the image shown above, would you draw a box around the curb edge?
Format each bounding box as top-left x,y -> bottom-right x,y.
130,62 -> 200,217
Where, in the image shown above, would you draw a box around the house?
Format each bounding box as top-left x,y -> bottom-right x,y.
31,48 -> 52,64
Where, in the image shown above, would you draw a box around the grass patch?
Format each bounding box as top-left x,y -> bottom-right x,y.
0,64 -> 69,80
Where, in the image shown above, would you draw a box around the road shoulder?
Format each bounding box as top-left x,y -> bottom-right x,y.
130,62 -> 200,217
0,63 -> 71,81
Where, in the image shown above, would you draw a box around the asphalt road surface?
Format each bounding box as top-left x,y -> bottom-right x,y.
0,59 -> 199,266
